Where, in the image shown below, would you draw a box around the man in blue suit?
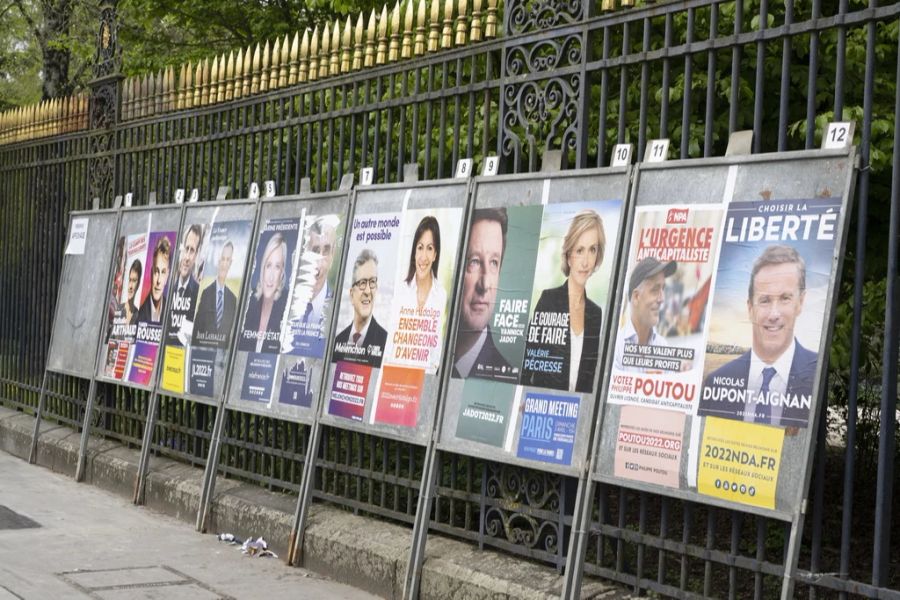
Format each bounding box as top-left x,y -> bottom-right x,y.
702,245 -> 817,428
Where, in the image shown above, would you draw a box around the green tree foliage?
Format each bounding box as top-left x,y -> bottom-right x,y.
117,0 -> 382,76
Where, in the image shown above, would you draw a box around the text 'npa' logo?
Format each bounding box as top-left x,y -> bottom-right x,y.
666,208 -> 689,224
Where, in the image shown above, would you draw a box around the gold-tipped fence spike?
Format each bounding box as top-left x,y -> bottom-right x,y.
455,0 -> 468,46
376,4 -> 388,65
178,64 -> 187,110
319,23 -> 330,79
402,0 -> 415,58
154,70 -> 163,115
353,14 -> 364,71
268,37 -> 280,91
135,75 -> 144,118
147,71 -> 155,116
289,31 -> 300,85
285,31 -> 300,85
202,58 -> 212,106
226,51 -> 235,101
208,56 -> 218,106
299,29 -> 310,82
364,10 -> 376,67
309,26 -> 319,81
388,0 -> 401,62
218,54 -> 227,103
167,67 -> 176,111
242,46 -> 253,97
260,40 -> 270,93
414,0 -> 427,55
150,71 -> 165,115
330,19 -> 340,76
471,0 -> 483,41
121,77 -> 131,120
485,0 -> 498,38
156,69 -> 164,114
442,0 -> 453,48
341,17 -> 353,73
251,43 -> 261,94
600,0 -> 615,11
235,48 -> 246,99
280,34 -> 290,87
428,0 -> 441,51
192,61 -> 202,108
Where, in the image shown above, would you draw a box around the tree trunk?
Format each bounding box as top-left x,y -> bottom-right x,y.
40,0 -> 73,99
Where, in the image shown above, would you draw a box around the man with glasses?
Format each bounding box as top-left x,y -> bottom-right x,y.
703,244 -> 817,427
333,248 -> 388,367
452,208 -> 512,380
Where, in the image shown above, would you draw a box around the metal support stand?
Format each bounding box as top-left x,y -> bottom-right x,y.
287,418 -> 323,566
28,371 -> 51,464
196,401 -> 229,532
133,390 -> 160,504
74,378 -> 99,482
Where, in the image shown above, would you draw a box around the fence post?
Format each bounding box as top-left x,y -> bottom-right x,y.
87,0 -> 123,205
498,0 -> 590,173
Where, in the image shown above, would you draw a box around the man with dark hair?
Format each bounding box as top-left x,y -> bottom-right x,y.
612,256 -> 677,373
166,223 -> 203,346
452,208 -> 512,379
193,241 -> 237,349
332,249 -> 388,367
703,244 -> 817,427
137,236 -> 171,324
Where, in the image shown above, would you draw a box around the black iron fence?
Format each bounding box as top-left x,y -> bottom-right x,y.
1,0 -> 898,597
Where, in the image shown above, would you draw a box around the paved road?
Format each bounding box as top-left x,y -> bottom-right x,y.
0,452 -> 377,600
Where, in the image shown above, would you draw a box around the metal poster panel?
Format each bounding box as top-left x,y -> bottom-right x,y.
157,200 -> 257,405
437,170 -> 630,474
225,192 -> 351,423
95,204 -> 182,390
319,180 -> 469,445
46,209 -> 120,378
593,149 -> 857,519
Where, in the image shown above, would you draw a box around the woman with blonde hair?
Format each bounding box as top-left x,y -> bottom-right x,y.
239,232 -> 288,353
522,210 -> 606,393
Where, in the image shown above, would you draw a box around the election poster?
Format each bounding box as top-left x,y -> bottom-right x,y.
607,205 -> 724,414
229,209 -> 346,411
369,207 -> 462,427
101,229 -> 176,386
455,379 -> 517,448
445,193 -> 626,469
515,391 -> 580,465
450,206 -> 543,383
324,204 -> 464,430
613,405 -> 685,488
520,200 -> 623,394
697,417 -> 784,510
160,217 -> 252,398
698,198 -> 839,428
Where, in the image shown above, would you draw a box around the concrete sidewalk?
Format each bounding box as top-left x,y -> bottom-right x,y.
0,405 -> 625,599
0,451 -> 376,600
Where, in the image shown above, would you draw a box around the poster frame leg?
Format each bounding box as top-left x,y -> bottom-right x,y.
402,446 -> 440,600
133,389 -> 160,504
561,475 -> 594,600
780,513 -> 804,599
74,377 -> 99,482
28,370 -> 51,464
196,400 -> 229,532
287,418 -> 323,567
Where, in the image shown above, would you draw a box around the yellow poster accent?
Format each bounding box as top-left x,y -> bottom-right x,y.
161,346 -> 185,394
697,417 -> 784,510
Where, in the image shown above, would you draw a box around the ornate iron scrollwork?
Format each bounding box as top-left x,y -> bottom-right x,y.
88,1 -> 121,204
93,3 -> 120,80
506,0 -> 583,35
500,1 -> 587,172
483,463 -> 562,556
